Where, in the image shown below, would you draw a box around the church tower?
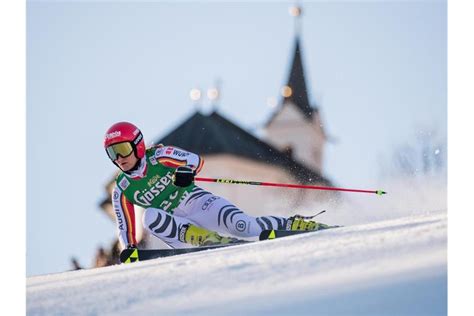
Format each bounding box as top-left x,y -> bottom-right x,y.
264,5 -> 327,174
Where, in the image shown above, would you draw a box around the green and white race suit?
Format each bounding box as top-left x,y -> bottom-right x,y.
112,145 -> 289,249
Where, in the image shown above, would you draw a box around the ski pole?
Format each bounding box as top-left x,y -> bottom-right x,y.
195,177 -> 386,195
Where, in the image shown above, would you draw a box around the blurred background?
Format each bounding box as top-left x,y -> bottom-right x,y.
26,0 -> 446,276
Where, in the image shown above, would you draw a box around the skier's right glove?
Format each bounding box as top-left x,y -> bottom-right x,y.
173,166 -> 195,187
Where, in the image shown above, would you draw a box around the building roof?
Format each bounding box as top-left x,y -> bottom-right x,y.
154,110 -> 331,185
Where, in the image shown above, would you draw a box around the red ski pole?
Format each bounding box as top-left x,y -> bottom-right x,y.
195,177 -> 386,195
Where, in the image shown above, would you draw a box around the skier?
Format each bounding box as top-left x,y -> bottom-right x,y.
104,121 -> 331,250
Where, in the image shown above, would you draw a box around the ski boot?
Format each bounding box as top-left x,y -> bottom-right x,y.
179,224 -> 241,247
287,215 -> 333,231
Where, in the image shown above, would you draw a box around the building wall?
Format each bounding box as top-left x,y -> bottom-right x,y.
197,154 -> 303,214
264,102 -> 326,173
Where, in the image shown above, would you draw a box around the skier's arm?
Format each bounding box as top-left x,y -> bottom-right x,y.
154,145 -> 204,174
111,185 -> 138,249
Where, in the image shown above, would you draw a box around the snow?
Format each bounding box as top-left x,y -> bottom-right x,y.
27,210 -> 446,315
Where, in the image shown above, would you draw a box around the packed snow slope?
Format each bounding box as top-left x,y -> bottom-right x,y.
27,210 -> 446,315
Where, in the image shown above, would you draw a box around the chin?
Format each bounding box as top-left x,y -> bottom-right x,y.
119,165 -> 129,171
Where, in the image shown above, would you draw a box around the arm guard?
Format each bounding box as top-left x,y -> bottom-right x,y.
154,146 -> 204,174
112,185 -> 137,248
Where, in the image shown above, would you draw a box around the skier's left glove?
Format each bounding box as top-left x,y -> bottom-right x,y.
173,166 -> 195,187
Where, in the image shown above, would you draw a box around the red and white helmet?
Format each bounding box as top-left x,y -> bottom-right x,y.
104,122 -> 146,160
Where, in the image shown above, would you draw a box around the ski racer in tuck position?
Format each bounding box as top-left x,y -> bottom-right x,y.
104,121 -> 332,250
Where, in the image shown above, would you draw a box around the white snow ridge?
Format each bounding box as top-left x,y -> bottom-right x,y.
27,211 -> 446,315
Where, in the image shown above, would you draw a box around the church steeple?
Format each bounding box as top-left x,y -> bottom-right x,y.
283,36 -> 314,120
264,3 -> 327,174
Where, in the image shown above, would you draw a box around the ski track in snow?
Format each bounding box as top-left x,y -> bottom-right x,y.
27,210 -> 447,315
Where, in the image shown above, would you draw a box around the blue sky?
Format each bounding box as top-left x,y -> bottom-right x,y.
26,1 -> 447,276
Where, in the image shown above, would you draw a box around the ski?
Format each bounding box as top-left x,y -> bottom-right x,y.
259,225 -> 342,241
120,241 -> 249,263
120,231 -> 295,263
259,229 -> 313,240
121,225 -> 341,263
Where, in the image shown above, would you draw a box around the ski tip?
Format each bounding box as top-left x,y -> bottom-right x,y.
120,248 -> 139,264
376,190 -> 387,195
259,230 -> 276,241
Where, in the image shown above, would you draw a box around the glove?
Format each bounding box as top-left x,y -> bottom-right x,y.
173,166 -> 195,187
126,244 -> 137,249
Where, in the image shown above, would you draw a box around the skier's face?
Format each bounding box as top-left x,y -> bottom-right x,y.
115,151 -> 138,172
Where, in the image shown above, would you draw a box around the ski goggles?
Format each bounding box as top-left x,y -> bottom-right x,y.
106,142 -> 134,161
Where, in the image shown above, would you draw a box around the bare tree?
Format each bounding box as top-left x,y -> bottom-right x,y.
381,127 -> 446,179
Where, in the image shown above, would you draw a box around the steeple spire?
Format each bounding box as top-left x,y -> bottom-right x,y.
266,3 -> 315,125
283,16 -> 314,119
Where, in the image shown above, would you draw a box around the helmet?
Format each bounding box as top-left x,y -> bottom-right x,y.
104,122 -> 146,160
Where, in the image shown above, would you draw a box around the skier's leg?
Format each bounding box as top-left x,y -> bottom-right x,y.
142,207 -> 239,247
180,192 -> 289,238
175,187 -> 331,239
142,207 -> 195,248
